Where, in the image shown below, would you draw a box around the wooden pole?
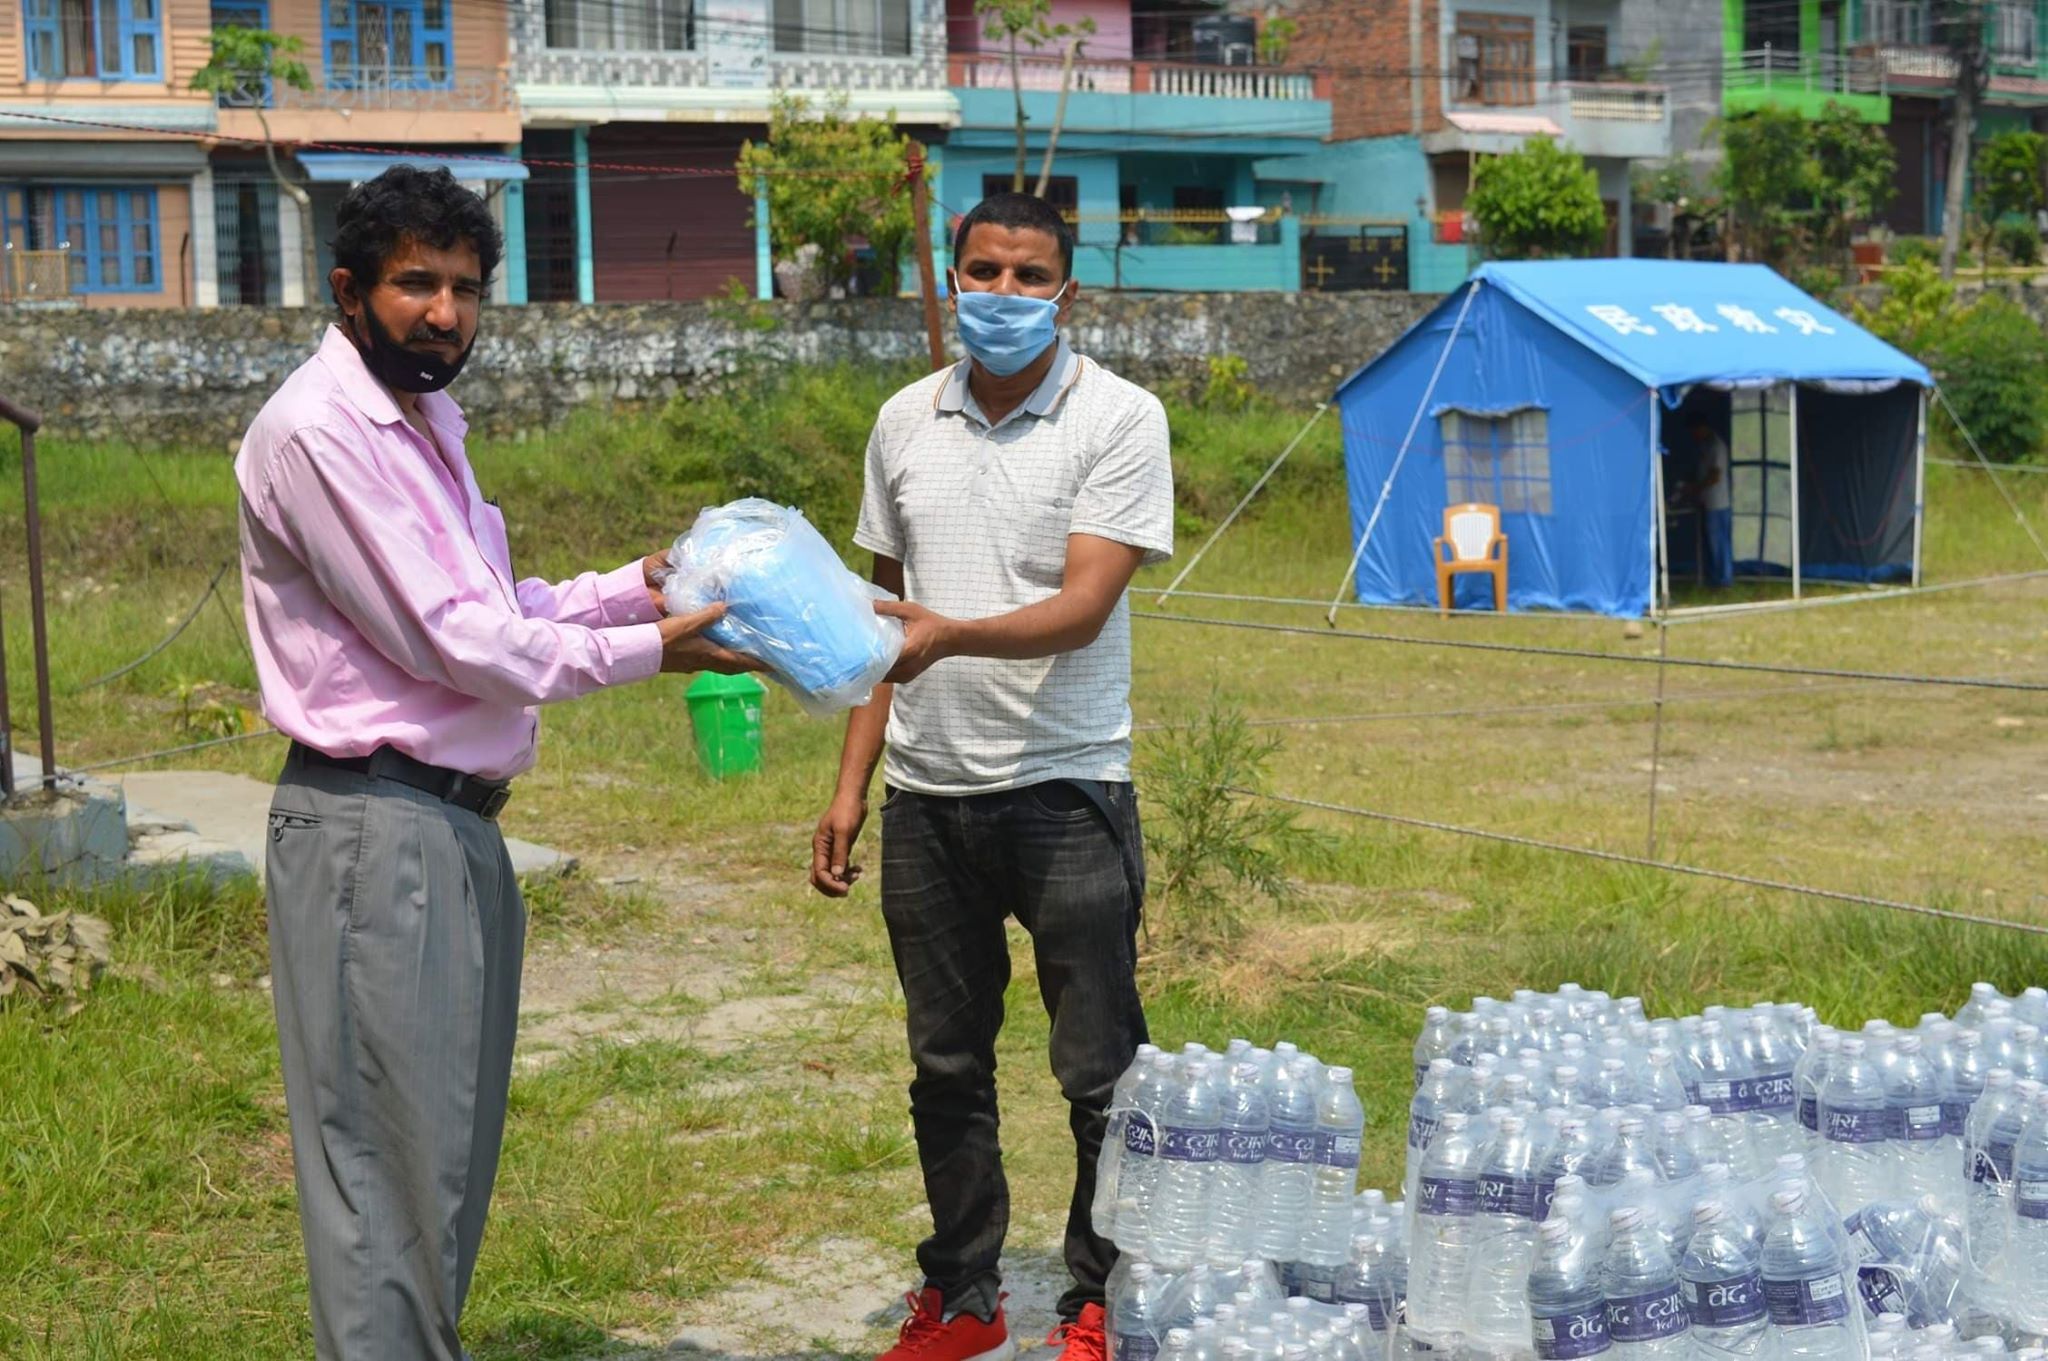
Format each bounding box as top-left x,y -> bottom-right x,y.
909,142 -> 947,373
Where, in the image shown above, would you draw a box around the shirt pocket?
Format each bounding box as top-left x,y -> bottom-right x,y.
1006,488 -> 1076,590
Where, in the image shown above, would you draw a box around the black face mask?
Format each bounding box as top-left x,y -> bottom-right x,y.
349,300 -> 473,394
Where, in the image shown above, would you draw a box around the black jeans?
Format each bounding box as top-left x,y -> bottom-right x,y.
880,779 -> 1149,1325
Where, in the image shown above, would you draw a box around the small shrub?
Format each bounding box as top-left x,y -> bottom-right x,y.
1993,219 -> 2041,267
1852,256 -> 1955,360
1888,235 -> 1942,266
1933,295 -> 2048,463
1201,354 -> 1258,413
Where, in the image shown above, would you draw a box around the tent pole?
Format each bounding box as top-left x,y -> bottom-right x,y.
1650,394 -> 1669,616
1324,277 -> 1484,626
1789,383 -> 1802,601
1155,403 -> 1331,606
1912,386 -> 1928,588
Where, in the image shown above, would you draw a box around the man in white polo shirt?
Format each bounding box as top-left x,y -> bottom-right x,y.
809,192 -> 1173,1361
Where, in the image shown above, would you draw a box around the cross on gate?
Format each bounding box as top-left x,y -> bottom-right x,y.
1306,255 -> 1337,289
1374,256 -> 1399,284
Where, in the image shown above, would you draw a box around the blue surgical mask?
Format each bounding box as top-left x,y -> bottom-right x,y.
954,286 -> 1066,376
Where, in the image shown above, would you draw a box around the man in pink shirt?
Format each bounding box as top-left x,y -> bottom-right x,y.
235,166 -> 750,1360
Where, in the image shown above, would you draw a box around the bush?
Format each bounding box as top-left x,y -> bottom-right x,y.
1932,296 -> 2048,463
1889,235 -> 1943,266
1465,136 -> 1606,259
1852,256 -> 1954,360
1993,219 -> 2041,267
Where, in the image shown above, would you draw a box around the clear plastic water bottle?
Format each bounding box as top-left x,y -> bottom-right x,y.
1818,1035 -> 1889,1219
1152,1057 -> 1222,1268
1739,1012 -> 1799,1161
1678,1201 -> 1771,1361
1407,1060 -> 1460,1207
1300,1067 -> 1366,1269
1687,1104 -> 1760,1184
1538,1116 -> 1599,1223
1120,1052 -> 1181,1252
1762,1187 -> 1857,1361
1649,1112 -> 1700,1254
1416,1007 -> 1454,1091
1794,1030 -> 1840,1154
1096,1043 -> 1165,1239
1408,1110 -> 1481,1342
1160,1329 -> 1195,1361
1629,1048 -> 1685,1114
1957,983 -> 2003,1031
1963,1067 -> 2023,1304
1212,1059 -> 1271,1261
1693,1021 -> 1752,1122
1337,1217 -> 1400,1338
1843,1195 -> 1965,1328
1469,1111 -> 1543,1351
2015,1024 -> 2048,1085
2009,1088 -> 2048,1333
1887,1034 -> 1948,1203
1936,1026 -> 1982,1193
1528,1215 -> 1609,1361
1114,1261 -> 1167,1361
1256,1056 -> 1322,1263
1599,1206 -> 1689,1361
1591,1115 -> 1661,1196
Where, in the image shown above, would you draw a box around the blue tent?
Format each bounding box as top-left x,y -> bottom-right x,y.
1335,260 -> 1933,618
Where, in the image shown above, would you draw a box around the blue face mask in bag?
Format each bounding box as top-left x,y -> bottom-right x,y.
953,286 -> 1067,376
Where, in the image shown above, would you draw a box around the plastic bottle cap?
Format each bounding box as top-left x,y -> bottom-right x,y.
1617,1115 -> 1647,1135
1987,1067 -> 2015,1088
1130,1262 -> 1155,1280
1693,1200 -> 1725,1226
1169,1331 -> 1194,1345
1897,1034 -> 1922,1053
1609,1206 -> 1645,1230
1328,1066 -> 1354,1083
1496,1114 -> 1527,1135
1430,1058 -> 1455,1074
1769,1188 -> 1805,1214
1840,1037 -> 1866,1055
1540,1217 -> 1573,1243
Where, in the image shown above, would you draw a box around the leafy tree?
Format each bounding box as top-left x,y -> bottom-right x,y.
1716,104 -> 1810,269
736,94 -> 924,296
1972,129 -> 2045,271
975,0 -> 1095,194
1257,13 -> 1300,65
1806,103 -> 1896,278
1851,256 -> 1955,359
190,27 -> 317,298
1464,136 -> 1606,259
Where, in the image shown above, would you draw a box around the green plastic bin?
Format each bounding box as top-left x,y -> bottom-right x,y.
684,672 -> 767,779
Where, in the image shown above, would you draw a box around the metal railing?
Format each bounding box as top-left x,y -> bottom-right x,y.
1562,81 -> 1667,122
0,247 -> 73,304
217,66 -> 513,112
949,53 -> 1325,100
1058,208 -> 1290,246
1725,46 -> 1889,97
0,394 -> 55,801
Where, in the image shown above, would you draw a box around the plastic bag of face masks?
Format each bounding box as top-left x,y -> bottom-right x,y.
661,499 -> 905,718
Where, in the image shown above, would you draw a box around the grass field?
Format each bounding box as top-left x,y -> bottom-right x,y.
1,384 -> 2045,1359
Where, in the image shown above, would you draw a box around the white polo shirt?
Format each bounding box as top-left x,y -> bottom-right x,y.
855,338 -> 1175,796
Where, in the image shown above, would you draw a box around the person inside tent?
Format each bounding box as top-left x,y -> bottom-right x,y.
1680,413 -> 1734,587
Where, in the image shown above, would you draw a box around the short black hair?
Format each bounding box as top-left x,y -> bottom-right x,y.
952,191 -> 1075,283
330,164 -> 502,303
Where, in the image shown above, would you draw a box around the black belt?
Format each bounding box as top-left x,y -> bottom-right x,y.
290,741 -> 513,821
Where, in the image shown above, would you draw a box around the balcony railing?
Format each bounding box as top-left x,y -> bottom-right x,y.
0,248 -> 73,304
217,67 -> 513,113
1725,47 -> 1889,97
949,53 -> 1326,100
1562,81 -> 1667,122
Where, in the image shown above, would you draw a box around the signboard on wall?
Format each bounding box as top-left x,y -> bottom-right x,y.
1302,228 -> 1410,292
704,0 -> 770,88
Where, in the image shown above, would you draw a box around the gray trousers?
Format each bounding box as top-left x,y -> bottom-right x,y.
265,749 -> 526,1361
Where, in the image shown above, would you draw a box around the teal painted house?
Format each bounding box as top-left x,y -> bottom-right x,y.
939,0 -> 1332,291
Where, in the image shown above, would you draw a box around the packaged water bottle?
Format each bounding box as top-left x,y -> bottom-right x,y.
1649,1113 -> 1700,1254
1843,1196 -> 1965,1328
1528,1215 -> 1609,1361
1590,1115 -> 1661,1199
1957,983 -> 2003,1031
1940,1028 -> 1985,1190
1685,1105 -> 1760,1185
1588,1059 -> 1637,1111
1886,1034 -> 1948,1203
1638,1048 -> 1689,1114
1190,1318 -> 1223,1361
1469,1111 -> 1543,1351
2010,1087 -> 2048,1333
1963,1067 -> 2023,1303
1161,1263 -> 1224,1328
1406,1060 -> 1454,1203
1794,1030 -> 1841,1154
1450,1014 -> 1483,1067
1599,1206 -> 1689,1361
1738,1012 -> 1800,1161
1416,1007 -> 1455,1091
1336,1218 -> 1399,1336
1212,1060 -> 1272,1261
1818,1036 -> 1889,1219
1256,1056 -> 1323,1263
1762,1188 -> 1858,1361
1300,1067 -> 1366,1268
1120,1052 -> 1182,1253
1114,1262 -> 1167,1361
1692,1021 -> 1754,1122
1160,1330 -> 1196,1361
1096,1043 -> 1165,1239
1481,1016 -> 1518,1063
1407,1110 -> 1480,1342
1538,1117 -> 1599,1223
1677,1201 -> 1771,1361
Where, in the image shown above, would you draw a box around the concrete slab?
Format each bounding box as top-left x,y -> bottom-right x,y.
4,751 -> 131,887
115,770 -> 576,883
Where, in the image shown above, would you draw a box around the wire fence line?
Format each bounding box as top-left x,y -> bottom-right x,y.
61,728 -> 284,778
1130,610 -> 2048,693
1236,787 -> 2048,938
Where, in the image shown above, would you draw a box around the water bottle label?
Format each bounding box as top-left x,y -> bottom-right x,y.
1407,1113 -> 1439,1152
1315,1131 -> 1362,1169
1414,1061 -> 1430,1091
1902,1104 -> 1943,1141
1115,1331 -> 1160,1361
1160,1126 -> 1220,1163
1942,1100 -> 1974,1139
1266,1126 -> 1317,1164
1221,1128 -> 1267,1165
1799,1095 -> 1819,1132
1725,1078 -> 1763,1114
1823,1108 -> 1888,1145
1696,1079 -> 1739,1115
2017,1180 -> 2048,1220
1477,1172 -> 1538,1219
1752,1071 -> 1796,1114
1605,1285 -> 1688,1343
1299,1273 -> 1337,1304
1855,1264 -> 1909,1317
1124,1119 -> 1157,1158
1534,1176 -> 1562,1221
1763,1273 -> 1848,1327
1683,1270 -> 1767,1328
1971,1142 -> 2016,1186
1533,1305 -> 1610,1360
1416,1174 -> 1476,1218
1843,1211 -> 1882,1266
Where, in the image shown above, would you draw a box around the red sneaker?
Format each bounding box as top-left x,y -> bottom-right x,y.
879,1287 -> 1017,1361
1045,1304 -> 1108,1361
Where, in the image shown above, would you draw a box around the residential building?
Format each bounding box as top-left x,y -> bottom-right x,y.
1,0 -> 218,307
940,0 -> 1333,291
1286,0 -> 1676,289
510,0 -> 957,301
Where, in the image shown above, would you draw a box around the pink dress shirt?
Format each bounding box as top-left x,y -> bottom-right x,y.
235,325 -> 665,782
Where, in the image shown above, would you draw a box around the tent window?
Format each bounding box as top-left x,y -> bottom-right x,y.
1729,386 -> 1795,570
1440,408 -> 1552,515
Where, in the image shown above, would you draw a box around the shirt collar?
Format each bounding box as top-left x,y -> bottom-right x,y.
315,322 -> 469,436
935,336 -> 1081,423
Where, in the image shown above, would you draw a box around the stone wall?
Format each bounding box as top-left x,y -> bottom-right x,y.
0,292 -> 1441,447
